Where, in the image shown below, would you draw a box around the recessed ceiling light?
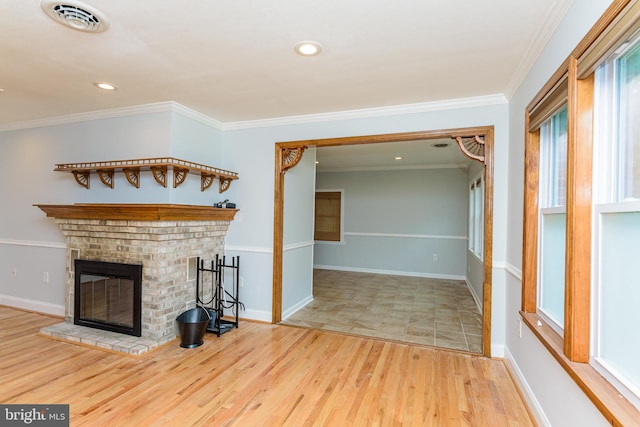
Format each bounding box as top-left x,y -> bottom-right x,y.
41,0 -> 110,33
294,41 -> 322,56
93,82 -> 117,91
394,156 -> 403,160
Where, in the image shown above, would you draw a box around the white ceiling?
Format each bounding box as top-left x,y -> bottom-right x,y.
0,0 -> 572,128
315,138 -> 473,171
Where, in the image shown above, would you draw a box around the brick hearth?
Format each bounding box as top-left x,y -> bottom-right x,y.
36,204 -> 237,355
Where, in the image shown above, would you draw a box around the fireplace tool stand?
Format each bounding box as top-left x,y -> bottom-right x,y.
196,255 -> 243,336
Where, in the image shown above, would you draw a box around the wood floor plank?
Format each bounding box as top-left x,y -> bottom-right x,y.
0,307 -> 534,426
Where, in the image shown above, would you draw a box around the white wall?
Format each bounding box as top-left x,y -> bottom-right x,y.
466,160 -> 485,308
221,102 -> 509,347
0,107 -> 223,314
504,0 -> 613,425
0,82 -> 510,356
313,168 -> 468,279
282,148 -> 316,318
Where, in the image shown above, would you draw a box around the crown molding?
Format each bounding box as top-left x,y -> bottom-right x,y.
0,101 -> 223,132
219,94 -> 508,130
0,94 -> 507,133
503,0 -> 575,99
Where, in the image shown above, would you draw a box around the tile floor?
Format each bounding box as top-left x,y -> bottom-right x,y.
280,269 -> 483,353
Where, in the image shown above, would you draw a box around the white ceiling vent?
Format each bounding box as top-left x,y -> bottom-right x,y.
41,0 -> 110,33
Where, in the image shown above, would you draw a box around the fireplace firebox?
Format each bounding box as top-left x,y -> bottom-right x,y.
74,260 -> 142,337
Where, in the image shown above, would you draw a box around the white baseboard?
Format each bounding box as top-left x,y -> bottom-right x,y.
464,278 -> 483,311
313,264 -> 465,281
490,344 -> 505,358
237,308 -> 272,323
282,295 -> 314,320
503,346 -> 551,427
0,294 -> 65,317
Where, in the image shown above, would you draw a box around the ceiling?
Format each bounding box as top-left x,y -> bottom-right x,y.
315,138 -> 473,171
0,0 -> 572,128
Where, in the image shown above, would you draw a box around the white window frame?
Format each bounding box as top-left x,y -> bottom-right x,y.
537,105 -> 568,334
468,172 -> 483,261
590,32 -> 640,410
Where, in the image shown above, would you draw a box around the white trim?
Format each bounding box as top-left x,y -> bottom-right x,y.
237,308 -> 272,323
284,241 -> 314,252
503,347 -> 552,427
491,344 -> 505,359
170,103 -> 225,129
465,278 -> 483,312
282,295 -> 314,321
313,264 -> 465,281
344,231 -> 467,240
0,95 -> 507,133
0,239 -> 66,249
220,94 -> 508,130
224,245 -> 272,254
0,101 -> 223,132
505,262 -> 523,281
317,163 -> 469,173
0,294 -> 65,317
503,0 -> 575,100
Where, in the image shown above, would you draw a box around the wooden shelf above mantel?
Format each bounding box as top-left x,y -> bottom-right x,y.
54,157 -> 238,193
35,204 -> 238,222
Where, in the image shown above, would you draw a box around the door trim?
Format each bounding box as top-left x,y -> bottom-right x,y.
272,126 -> 494,357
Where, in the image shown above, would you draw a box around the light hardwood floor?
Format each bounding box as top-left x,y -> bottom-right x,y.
0,306 -> 533,426
281,270 -> 483,353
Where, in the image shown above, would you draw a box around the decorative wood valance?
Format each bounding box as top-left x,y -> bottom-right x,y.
55,157 -> 239,193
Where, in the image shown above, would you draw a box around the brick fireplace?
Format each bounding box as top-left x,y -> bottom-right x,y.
35,204 -> 237,355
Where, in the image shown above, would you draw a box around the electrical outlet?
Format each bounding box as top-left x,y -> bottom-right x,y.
432,254 -> 438,261
43,272 -> 49,283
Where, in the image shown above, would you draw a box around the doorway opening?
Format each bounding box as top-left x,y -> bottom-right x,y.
273,127 -> 493,357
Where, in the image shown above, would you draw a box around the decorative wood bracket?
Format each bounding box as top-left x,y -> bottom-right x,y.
173,168 -> 189,188
72,171 -> 90,189
453,135 -> 485,163
151,166 -> 168,188
219,177 -> 232,193
201,174 -> 214,192
282,147 -> 306,173
97,170 -> 114,189
124,168 -> 140,188
56,158 -> 239,193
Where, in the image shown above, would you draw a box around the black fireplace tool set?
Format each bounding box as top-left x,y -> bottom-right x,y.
196,255 -> 243,336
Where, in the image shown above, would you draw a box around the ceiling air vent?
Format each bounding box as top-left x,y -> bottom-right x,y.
41,0 -> 110,33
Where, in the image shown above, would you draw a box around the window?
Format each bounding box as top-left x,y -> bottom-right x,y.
538,105 -> 568,332
521,1 -> 640,421
314,191 -> 343,242
592,32 -> 640,410
468,173 -> 484,259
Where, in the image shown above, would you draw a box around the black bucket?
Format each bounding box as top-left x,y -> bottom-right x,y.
176,307 -> 210,348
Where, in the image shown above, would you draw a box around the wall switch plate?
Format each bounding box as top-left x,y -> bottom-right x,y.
432,254 -> 438,261
43,272 -> 49,283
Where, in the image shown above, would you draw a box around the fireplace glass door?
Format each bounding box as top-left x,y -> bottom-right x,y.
74,260 -> 142,336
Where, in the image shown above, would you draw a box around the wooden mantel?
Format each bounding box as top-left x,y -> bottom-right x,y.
35,204 -> 238,221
